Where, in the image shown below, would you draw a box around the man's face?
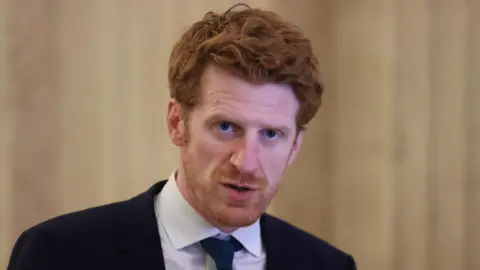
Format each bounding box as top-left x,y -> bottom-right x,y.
167,65 -> 303,231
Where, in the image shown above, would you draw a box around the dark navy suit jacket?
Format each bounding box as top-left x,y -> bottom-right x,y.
8,180 -> 356,270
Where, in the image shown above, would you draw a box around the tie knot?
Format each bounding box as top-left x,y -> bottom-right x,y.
200,237 -> 243,270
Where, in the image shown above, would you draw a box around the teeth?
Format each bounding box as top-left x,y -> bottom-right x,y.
226,184 -> 249,192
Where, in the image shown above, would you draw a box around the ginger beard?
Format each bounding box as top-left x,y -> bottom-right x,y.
180,149 -> 280,230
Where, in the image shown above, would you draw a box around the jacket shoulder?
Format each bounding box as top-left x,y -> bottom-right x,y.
8,199 -> 133,270
263,214 -> 356,269
7,184 -> 159,270
17,181 -> 164,240
29,197 -> 135,236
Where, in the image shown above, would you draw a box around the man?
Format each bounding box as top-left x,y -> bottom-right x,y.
8,4 -> 356,270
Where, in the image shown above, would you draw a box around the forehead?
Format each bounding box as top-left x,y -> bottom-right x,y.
196,65 -> 299,125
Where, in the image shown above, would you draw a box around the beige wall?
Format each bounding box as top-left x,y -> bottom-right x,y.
1,0 -> 479,269
0,0 -> 9,267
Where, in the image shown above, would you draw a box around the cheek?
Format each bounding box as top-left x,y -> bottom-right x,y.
189,132 -> 227,173
260,149 -> 291,184
198,130 -> 228,158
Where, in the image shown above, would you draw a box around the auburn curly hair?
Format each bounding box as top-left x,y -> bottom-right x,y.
168,3 -> 323,129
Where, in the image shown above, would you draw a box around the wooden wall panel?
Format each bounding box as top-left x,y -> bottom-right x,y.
0,0 -> 11,265
333,1 -> 397,269
394,0 -> 430,269
428,1 -> 469,269
8,0 -> 60,241
466,1 -> 480,269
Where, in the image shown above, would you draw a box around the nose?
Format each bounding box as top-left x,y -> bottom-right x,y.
229,138 -> 260,174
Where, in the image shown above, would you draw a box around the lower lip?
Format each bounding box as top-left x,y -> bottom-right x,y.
222,184 -> 256,201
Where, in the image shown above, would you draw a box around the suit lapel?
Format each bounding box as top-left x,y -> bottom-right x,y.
113,180 -> 168,270
260,214 -> 284,270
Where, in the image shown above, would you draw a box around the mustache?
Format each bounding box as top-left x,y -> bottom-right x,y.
213,168 -> 265,184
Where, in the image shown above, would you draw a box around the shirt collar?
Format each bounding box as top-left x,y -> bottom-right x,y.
156,171 -> 262,257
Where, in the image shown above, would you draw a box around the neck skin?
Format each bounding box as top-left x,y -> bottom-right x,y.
175,168 -> 238,234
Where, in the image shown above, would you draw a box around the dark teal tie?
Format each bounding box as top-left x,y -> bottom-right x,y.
200,237 -> 243,270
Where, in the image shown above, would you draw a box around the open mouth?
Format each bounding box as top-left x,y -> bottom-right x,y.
223,183 -> 252,192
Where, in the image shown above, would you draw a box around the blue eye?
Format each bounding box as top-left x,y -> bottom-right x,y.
261,129 -> 280,140
218,121 -> 233,132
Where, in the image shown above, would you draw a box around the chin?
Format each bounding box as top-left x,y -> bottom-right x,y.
215,205 -> 263,228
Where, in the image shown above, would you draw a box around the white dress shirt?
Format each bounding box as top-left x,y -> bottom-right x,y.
154,171 -> 266,270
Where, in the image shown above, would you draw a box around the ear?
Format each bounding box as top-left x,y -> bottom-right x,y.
167,99 -> 187,147
287,130 -> 304,166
